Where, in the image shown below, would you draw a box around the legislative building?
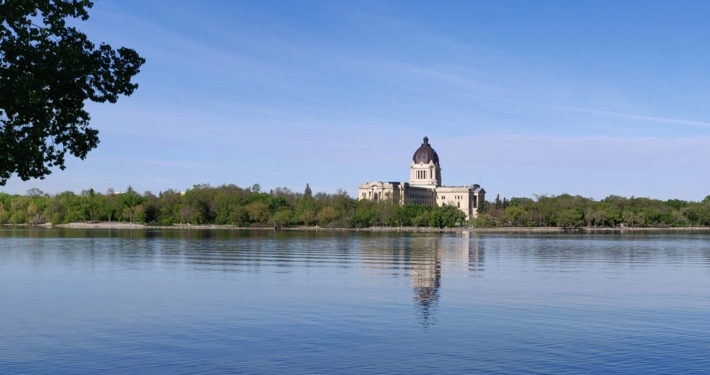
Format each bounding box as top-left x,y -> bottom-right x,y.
357,137 -> 485,220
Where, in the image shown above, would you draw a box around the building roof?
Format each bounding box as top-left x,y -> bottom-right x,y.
412,136 -> 440,165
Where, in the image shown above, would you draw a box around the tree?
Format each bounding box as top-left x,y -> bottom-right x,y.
117,186 -> 144,211
0,201 -> 8,224
348,202 -> 380,227
267,196 -> 289,214
317,206 -> 339,226
412,211 -> 430,227
245,202 -> 269,223
0,1 -> 145,184
296,186 -> 316,225
592,210 -> 607,227
122,204 -> 144,224
270,209 -> 292,228
230,205 -> 248,226
622,210 -> 635,227
179,206 -> 193,224
26,188 -> 44,197
394,204 -> 427,227
584,207 -> 595,227
473,213 -> 494,228
506,206 -> 529,226
429,205 -> 465,228
82,188 -> 103,221
299,209 -> 315,226
556,209 -> 582,228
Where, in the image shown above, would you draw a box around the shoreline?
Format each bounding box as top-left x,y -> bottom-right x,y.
5,222 -> 706,233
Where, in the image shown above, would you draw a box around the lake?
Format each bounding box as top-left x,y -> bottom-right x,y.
1,228 -> 709,374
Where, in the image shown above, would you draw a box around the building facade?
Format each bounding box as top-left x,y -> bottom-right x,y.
357,137 -> 485,220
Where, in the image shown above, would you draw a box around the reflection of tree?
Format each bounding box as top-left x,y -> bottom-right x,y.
409,237 -> 442,329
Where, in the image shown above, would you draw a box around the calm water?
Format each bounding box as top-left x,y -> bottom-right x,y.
1,229 -> 709,374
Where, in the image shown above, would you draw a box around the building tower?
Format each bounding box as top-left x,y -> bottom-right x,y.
409,136 -> 442,188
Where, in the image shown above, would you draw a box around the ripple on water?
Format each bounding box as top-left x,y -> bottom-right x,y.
0,229 -> 709,374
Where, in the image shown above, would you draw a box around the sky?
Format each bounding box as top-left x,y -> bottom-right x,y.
4,0 -> 710,200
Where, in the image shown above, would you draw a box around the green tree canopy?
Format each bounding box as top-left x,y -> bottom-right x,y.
0,0 -> 145,184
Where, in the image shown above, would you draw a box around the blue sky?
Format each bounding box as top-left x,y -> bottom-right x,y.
5,1 -> 710,200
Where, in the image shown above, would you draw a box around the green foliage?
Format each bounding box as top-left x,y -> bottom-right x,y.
317,206 -> 339,226
246,202 -> 269,223
555,209 -> 583,228
429,205 -> 466,228
0,185 -> 709,229
480,193 -> 710,228
349,200 -> 381,227
270,209 -> 292,228
268,196 -> 289,214
0,1 -> 145,184
473,213 -> 494,228
394,204 -> 429,226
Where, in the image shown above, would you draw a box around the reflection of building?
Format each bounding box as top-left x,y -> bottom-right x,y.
357,235 -> 486,329
358,137 -> 485,220
357,236 -> 443,327
462,232 -> 484,275
409,238 -> 442,328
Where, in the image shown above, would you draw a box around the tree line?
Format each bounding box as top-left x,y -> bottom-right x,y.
1,184 -> 709,228
0,184 -> 465,228
476,193 -> 710,228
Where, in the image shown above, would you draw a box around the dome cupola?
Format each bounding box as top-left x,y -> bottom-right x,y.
412,136 -> 439,165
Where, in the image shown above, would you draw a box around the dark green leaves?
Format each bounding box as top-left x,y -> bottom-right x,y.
0,0 -> 145,184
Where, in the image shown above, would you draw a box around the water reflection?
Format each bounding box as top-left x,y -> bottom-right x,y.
354,234 -> 485,328
8,229 -> 710,328
3,229 -> 710,375
409,237 -> 442,328
456,231 -> 485,276
0,229 -> 489,328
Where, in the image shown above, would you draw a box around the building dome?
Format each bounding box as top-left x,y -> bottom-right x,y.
412,137 -> 440,165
